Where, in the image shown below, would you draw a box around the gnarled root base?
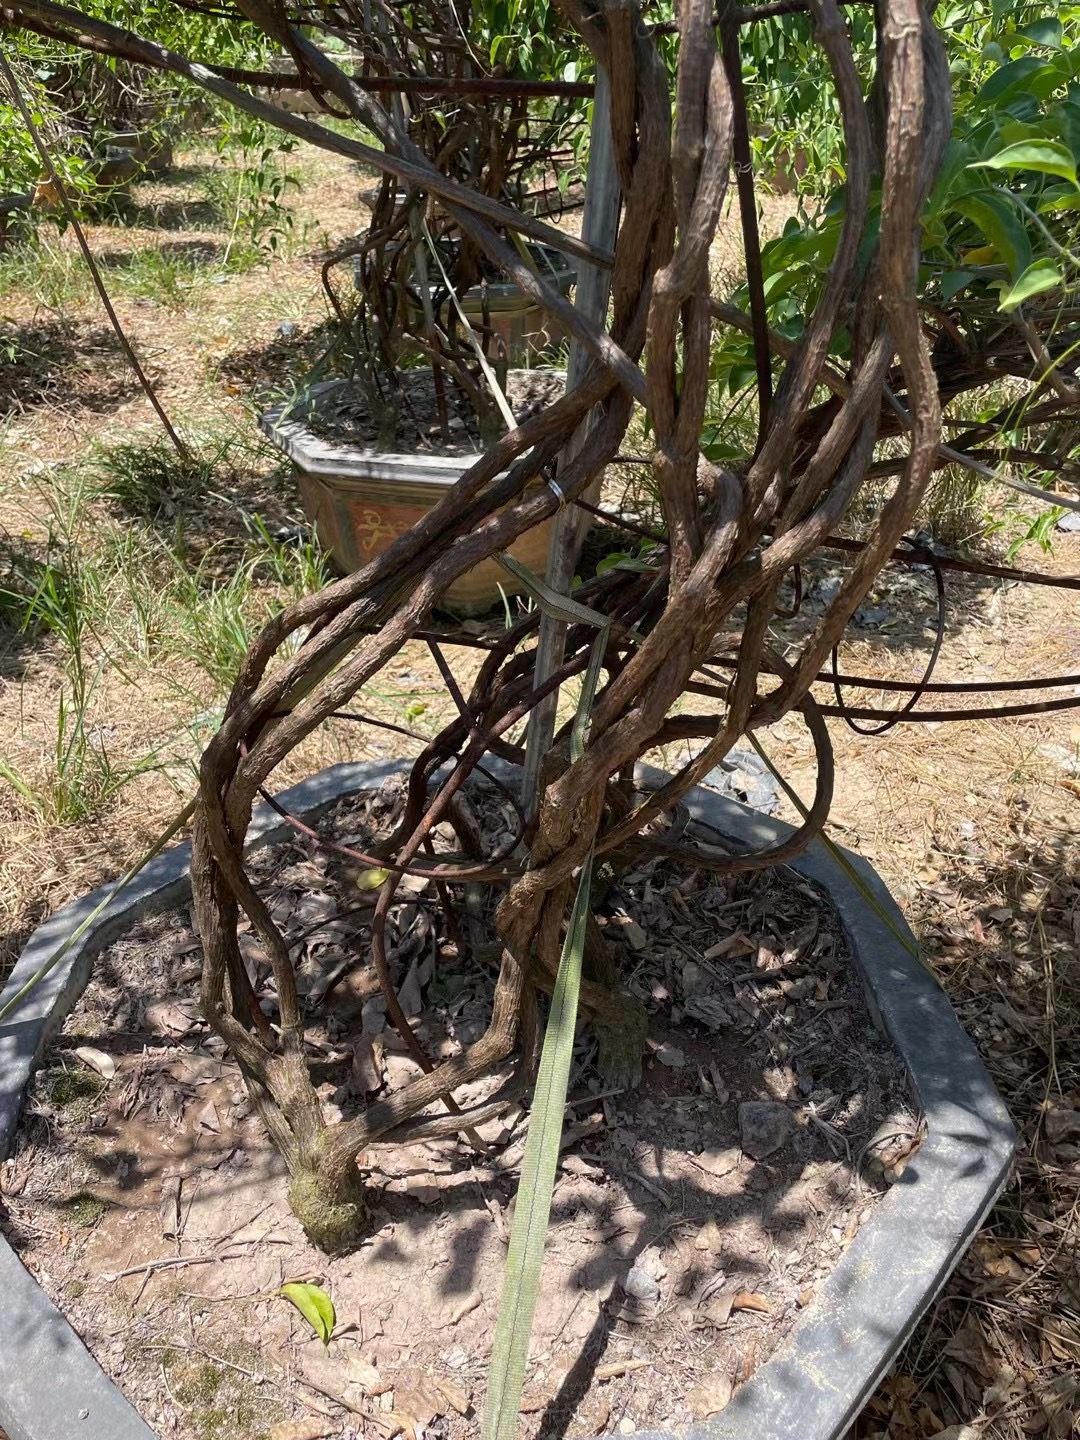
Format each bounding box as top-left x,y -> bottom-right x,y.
591,989 -> 649,1091
287,1162 -> 366,1253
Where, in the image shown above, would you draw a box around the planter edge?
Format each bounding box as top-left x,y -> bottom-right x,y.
629,765 -> 1016,1440
261,392 -> 482,485
260,374 -> 565,486
0,760 -> 1015,1440
0,762 -> 403,1440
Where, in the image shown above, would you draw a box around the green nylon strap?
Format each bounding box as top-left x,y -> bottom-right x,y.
481,624 -> 607,1440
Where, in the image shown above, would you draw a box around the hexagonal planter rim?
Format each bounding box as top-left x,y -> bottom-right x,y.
260,378 -> 508,484
260,374 -> 566,612
0,760 -> 1016,1440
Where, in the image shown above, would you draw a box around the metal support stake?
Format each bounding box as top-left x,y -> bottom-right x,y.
521,71 -> 622,816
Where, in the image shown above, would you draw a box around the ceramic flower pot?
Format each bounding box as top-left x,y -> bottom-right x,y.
260,376 -> 566,614
354,236 -> 576,362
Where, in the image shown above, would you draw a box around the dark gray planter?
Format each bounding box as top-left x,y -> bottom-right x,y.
0,761 -> 1015,1440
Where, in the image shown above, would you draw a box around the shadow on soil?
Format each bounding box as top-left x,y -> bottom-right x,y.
216,316 -> 340,403
94,237 -> 226,271
107,195 -> 223,233
0,320 -> 138,419
93,433 -> 304,563
774,549 -> 1006,677
0,536 -> 38,683
2,789 -> 1025,1438
853,826 -> 1080,1436
144,163 -> 214,190
12,983 -> 1010,1440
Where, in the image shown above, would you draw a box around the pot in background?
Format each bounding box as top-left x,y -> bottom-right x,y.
353,235 -> 576,362
260,376 -> 565,614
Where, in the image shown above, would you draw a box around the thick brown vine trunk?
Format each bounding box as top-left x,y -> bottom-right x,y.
31,0 -> 949,1247
178,0 -> 953,1248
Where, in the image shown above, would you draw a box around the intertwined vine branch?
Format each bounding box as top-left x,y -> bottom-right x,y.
4,0 -> 957,1247
188,0 -> 951,1245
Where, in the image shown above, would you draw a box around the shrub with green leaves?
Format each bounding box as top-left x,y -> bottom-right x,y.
703,3 -> 1080,552
1,0 -> 280,225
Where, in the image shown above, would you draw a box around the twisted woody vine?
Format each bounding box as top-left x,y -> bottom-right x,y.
7,0 -> 1079,1253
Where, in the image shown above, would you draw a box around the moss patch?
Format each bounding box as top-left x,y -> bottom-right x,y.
287,1166 -> 364,1253
44,1066 -> 102,1125
166,1342 -> 286,1440
176,1359 -> 224,1407
59,1190 -> 105,1228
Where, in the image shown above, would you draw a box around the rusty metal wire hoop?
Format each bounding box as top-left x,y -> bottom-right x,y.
829,535 -> 947,736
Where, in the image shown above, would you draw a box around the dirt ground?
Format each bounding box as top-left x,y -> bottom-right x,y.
1,143 -> 1078,1438
7,779 -> 915,1439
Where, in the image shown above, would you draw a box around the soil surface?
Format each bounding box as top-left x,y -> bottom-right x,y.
306,368 -> 567,455
5,776 -> 914,1440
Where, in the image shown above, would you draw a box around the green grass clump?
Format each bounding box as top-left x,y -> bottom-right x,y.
0,236 -> 90,309
0,431 -> 330,828
0,219 -> 278,312
46,1066 -> 100,1111
90,434 -> 224,520
59,1191 -> 106,1228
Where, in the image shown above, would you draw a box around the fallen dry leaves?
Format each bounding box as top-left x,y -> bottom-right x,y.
687,1370 -> 734,1420
269,1421 -> 336,1440
855,772 -> 1080,1440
